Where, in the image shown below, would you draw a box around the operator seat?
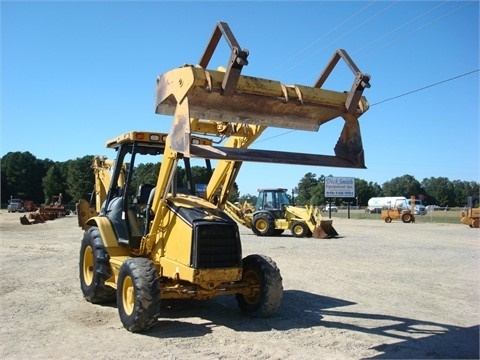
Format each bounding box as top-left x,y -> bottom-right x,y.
129,184 -> 155,240
137,184 -> 155,205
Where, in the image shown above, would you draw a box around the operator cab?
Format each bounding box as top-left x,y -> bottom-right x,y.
100,131 -> 213,249
101,132 -> 167,248
255,188 -> 291,219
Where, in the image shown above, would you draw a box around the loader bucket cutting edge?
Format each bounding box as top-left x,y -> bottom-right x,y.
155,67 -> 369,132
155,67 -> 368,168
312,220 -> 339,239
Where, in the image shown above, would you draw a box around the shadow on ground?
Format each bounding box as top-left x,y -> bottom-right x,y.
142,290 -> 478,359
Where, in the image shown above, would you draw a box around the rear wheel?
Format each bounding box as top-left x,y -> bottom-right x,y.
291,222 -> 309,238
402,213 -> 414,223
252,213 -> 275,236
117,258 -> 161,332
236,254 -> 283,317
79,227 -> 116,303
471,219 -> 479,228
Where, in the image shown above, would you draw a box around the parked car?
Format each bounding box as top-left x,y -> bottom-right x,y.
7,198 -> 24,213
322,204 -> 338,212
426,205 -> 440,211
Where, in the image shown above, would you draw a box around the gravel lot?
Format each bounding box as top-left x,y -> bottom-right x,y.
0,212 -> 479,359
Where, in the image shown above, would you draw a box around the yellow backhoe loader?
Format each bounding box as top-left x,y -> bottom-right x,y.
78,21 -> 371,332
225,188 -> 338,238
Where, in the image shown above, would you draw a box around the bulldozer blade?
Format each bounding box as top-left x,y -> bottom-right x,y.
312,220 -> 339,239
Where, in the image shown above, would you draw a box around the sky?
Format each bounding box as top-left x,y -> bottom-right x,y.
1,0 -> 479,197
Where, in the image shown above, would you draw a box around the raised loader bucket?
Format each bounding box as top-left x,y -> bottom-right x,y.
155,21 -> 370,169
313,220 -> 339,239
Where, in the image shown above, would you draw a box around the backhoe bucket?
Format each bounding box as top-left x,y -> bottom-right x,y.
313,220 -> 339,239
154,22 -> 370,169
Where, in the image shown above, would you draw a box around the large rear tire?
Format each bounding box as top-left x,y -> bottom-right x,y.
79,227 -> 116,303
117,258 -> 161,332
252,213 -> 275,236
236,254 -> 283,317
402,213 -> 414,223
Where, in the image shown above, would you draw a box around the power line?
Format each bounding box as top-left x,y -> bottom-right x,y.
256,129 -> 296,143
354,1 -> 475,61
269,0 -> 378,76
352,1 -> 450,56
370,69 -> 479,107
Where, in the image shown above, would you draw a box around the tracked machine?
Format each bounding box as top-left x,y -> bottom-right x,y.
79,22 -> 371,332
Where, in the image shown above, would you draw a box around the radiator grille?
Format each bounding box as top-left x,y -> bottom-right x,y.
191,222 -> 242,269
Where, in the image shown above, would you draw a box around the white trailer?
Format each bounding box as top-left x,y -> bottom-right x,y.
367,197 -> 406,213
367,196 -> 426,215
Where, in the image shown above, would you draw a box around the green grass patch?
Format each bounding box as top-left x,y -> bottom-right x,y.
325,209 -> 465,224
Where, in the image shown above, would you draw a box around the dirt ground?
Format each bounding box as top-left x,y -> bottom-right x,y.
0,211 -> 479,359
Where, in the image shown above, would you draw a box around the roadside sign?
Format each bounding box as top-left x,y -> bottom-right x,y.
195,183 -> 207,195
325,177 -> 355,197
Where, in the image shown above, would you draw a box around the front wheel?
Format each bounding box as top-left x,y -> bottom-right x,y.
236,254 -> 283,317
117,258 -> 161,332
291,222 -> 309,238
79,227 -> 116,303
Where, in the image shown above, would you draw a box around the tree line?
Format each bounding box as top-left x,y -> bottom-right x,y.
280,172 -> 479,208
1,151 -> 478,208
0,151 -> 239,207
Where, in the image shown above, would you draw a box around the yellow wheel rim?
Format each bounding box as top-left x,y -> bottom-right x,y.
256,219 -> 267,232
82,245 -> 94,286
122,275 -> 135,316
293,225 -> 303,235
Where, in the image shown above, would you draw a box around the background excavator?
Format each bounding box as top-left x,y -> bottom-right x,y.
78,21 -> 371,332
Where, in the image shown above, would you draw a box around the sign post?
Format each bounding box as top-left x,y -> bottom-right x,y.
324,177 -> 356,219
